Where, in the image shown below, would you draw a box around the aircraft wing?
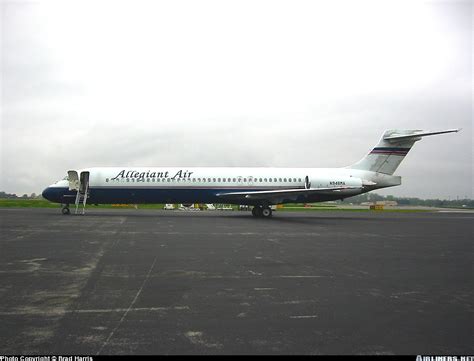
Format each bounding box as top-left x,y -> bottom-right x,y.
215,186 -> 361,204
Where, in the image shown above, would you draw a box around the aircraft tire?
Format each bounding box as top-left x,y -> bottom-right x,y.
62,206 -> 70,215
261,207 -> 272,218
252,206 -> 263,217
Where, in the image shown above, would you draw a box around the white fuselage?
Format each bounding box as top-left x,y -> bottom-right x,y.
43,166 -> 401,206
41,128 -> 458,215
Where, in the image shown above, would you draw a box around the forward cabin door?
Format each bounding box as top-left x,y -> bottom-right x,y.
67,170 -> 79,191
67,170 -> 91,214
67,170 -> 90,194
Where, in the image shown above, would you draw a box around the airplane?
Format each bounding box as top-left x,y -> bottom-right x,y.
42,129 -> 460,217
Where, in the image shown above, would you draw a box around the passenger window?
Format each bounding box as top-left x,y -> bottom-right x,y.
223,178 -> 226,182
284,178 -> 287,182
218,178 -> 221,182
233,178 -> 236,182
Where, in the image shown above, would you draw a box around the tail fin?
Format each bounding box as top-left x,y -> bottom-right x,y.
347,129 -> 460,175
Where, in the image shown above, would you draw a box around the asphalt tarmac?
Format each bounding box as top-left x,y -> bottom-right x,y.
0,208 -> 472,355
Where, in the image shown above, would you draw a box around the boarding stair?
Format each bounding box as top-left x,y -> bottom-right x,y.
68,170 -> 90,215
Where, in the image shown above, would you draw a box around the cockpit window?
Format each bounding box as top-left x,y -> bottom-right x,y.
62,176 -> 69,181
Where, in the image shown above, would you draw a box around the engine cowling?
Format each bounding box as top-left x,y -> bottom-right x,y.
308,176 -> 363,189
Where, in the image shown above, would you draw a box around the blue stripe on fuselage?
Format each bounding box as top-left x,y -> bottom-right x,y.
42,186 -> 282,205
42,186 -> 339,205
91,187 -> 265,204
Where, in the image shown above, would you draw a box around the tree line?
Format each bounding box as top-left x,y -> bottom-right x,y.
0,191 -> 40,199
343,193 -> 474,208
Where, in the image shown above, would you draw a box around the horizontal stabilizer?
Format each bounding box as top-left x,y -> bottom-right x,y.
348,128 -> 461,175
383,129 -> 460,143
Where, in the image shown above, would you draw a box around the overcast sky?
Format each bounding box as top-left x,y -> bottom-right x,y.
1,0 -> 472,199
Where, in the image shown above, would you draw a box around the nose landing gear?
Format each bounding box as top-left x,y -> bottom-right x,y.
252,205 -> 272,218
61,204 -> 70,215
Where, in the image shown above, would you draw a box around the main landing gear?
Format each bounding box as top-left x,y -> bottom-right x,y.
61,204 -> 70,215
252,205 -> 272,218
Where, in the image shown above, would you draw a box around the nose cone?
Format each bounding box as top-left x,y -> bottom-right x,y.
42,187 -> 53,202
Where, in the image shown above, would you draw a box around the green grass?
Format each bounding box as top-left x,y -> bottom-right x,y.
0,199 -> 165,209
0,198 -> 432,213
0,199 -> 60,208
